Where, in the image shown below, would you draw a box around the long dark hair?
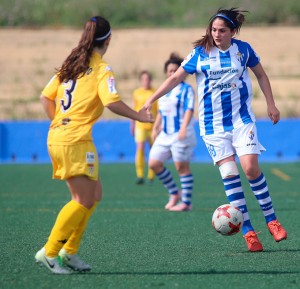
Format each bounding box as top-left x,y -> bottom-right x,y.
164,52 -> 184,73
57,16 -> 111,82
193,8 -> 247,53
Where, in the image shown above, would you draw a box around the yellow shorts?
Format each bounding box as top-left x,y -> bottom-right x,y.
135,127 -> 153,143
48,142 -> 99,181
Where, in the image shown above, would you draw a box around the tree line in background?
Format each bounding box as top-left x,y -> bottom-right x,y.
1,0 -> 300,27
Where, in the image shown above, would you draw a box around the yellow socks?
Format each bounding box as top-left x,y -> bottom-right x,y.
135,149 -> 145,178
147,168 -> 155,181
44,200 -> 88,257
136,148 -> 155,181
63,201 -> 99,255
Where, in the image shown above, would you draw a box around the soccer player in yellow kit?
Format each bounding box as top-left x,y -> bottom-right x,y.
131,71 -> 158,184
35,16 -> 153,274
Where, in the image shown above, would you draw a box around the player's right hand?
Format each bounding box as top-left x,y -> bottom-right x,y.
138,107 -> 154,123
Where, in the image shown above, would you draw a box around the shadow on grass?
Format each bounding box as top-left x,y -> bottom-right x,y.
81,270 -> 300,276
224,248 -> 300,255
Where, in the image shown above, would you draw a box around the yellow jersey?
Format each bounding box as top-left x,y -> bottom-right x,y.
42,52 -> 121,145
133,87 -> 157,130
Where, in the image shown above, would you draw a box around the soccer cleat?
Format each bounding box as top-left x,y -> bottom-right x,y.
136,178 -> 144,185
59,248 -> 91,272
243,231 -> 263,252
165,192 -> 181,210
168,202 -> 192,212
267,220 -> 287,242
35,247 -> 72,274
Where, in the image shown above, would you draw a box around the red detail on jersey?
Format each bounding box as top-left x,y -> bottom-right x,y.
227,222 -> 242,235
216,206 -> 231,219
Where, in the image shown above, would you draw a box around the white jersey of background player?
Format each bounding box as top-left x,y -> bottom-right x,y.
149,53 -> 196,212
158,82 -> 195,136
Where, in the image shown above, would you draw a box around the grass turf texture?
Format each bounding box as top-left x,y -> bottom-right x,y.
0,163 -> 299,289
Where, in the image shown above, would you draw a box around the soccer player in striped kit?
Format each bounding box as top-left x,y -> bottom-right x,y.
144,8 -> 287,251
149,53 -> 196,211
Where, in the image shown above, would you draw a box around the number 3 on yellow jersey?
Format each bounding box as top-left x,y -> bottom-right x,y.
60,80 -> 77,113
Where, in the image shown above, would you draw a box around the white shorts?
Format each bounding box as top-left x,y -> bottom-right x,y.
149,131 -> 196,163
202,122 -> 266,164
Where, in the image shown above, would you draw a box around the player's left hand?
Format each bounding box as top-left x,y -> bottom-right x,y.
143,99 -> 152,112
267,104 -> 280,124
178,127 -> 187,140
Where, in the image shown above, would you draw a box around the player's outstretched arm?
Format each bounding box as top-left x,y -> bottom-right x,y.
40,94 -> 56,120
250,63 -> 280,124
151,113 -> 162,142
144,67 -> 188,111
106,100 -> 154,123
178,109 -> 194,140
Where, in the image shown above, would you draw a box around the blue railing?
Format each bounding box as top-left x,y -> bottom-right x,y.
0,119 -> 299,163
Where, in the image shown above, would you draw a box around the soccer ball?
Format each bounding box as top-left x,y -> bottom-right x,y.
212,204 -> 244,236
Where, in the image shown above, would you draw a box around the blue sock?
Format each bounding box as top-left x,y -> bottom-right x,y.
180,174 -> 193,205
157,168 -> 179,195
223,175 -> 254,235
249,173 -> 276,224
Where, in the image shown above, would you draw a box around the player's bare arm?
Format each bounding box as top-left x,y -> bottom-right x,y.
144,67 -> 188,111
250,63 -> 280,124
151,113 -> 162,142
40,94 -> 56,120
178,109 -> 194,140
106,100 -> 153,123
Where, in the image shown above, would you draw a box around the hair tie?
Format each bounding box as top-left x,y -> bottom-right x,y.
214,14 -> 236,28
90,17 -> 97,22
95,29 -> 112,41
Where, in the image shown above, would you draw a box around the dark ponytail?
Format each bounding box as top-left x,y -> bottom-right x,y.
164,52 -> 184,73
193,8 -> 247,53
57,16 -> 111,82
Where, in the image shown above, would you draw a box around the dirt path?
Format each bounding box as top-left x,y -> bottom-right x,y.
1,27 -> 299,119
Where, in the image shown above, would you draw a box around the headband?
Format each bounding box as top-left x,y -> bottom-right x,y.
94,30 -> 111,41
214,14 -> 236,28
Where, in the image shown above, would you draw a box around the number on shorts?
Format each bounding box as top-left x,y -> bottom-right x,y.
207,144 -> 216,157
60,80 -> 76,113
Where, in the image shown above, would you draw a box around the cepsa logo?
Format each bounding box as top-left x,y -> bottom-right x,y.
212,82 -> 237,90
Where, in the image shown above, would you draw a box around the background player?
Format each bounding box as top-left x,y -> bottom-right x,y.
35,15 -> 153,274
144,8 -> 287,250
149,53 -> 196,211
131,71 -> 158,184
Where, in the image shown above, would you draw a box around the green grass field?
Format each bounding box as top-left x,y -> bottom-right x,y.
0,163 -> 299,289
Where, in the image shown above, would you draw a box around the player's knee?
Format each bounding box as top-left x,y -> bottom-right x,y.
219,161 -> 239,179
149,159 -> 163,173
74,197 -> 95,209
175,162 -> 190,175
243,165 -> 261,180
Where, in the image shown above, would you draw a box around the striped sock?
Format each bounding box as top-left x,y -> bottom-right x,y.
157,167 -> 179,195
223,175 -> 254,235
249,173 -> 276,223
180,174 -> 193,205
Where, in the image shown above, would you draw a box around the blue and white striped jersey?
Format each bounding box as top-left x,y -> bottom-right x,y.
158,82 -> 195,135
182,39 -> 260,136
